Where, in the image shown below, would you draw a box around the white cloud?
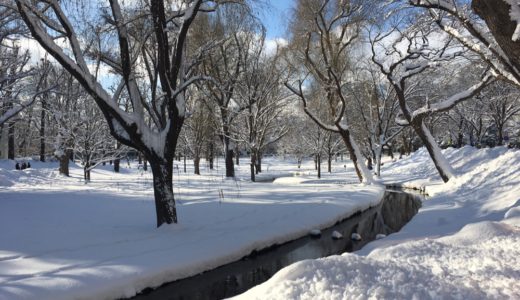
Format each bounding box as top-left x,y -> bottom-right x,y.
264,37 -> 288,56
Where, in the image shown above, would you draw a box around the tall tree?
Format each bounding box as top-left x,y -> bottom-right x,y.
15,0 -> 233,227
285,0 -> 374,184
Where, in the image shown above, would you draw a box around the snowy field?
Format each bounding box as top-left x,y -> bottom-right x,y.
235,146 -> 520,299
0,156 -> 384,300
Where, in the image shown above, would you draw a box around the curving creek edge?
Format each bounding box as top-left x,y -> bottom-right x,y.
129,188 -> 423,300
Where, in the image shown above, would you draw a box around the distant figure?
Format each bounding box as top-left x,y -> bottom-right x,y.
27,162 -> 31,169
21,162 -> 27,170
15,162 -> 20,170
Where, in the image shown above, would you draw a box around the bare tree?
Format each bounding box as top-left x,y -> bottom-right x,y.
14,0 -> 234,227
369,14 -> 492,182
285,0 -> 375,184
235,35 -> 290,181
197,5 -> 258,178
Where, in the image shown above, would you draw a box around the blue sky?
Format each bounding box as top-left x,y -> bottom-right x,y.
262,0 -> 294,38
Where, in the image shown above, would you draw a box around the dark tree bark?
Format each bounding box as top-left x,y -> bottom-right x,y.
224,136 -> 234,177
317,153 -> 321,179
250,151 -> 256,182
208,141 -> 214,170
58,155 -> 69,176
114,158 -> 120,173
235,143 -> 240,165
256,154 -> 261,173
39,98 -> 46,162
183,147 -> 187,173
338,130 -> 365,182
472,0 -> 520,72
149,156 -> 177,225
7,121 -> 14,160
194,156 -> 200,175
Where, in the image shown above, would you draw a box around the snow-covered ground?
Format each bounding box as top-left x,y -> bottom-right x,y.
0,157 -> 384,300
234,146 -> 520,299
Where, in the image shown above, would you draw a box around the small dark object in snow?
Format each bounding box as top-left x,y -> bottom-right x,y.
15,162 -> 20,170
21,162 -> 27,170
27,162 -> 31,169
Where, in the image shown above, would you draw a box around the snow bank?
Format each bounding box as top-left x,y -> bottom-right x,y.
0,157 -> 384,300
234,147 -> 520,299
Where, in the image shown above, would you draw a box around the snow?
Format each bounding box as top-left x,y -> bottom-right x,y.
350,233 -> 362,241
0,157 -> 384,300
331,231 -> 343,240
234,146 -> 520,299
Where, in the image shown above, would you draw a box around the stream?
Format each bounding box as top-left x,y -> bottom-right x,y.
130,188 -> 422,300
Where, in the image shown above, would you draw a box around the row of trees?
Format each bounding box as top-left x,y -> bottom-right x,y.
2,0 -> 520,227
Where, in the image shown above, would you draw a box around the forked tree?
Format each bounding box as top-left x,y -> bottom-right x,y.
14,0 -> 233,227
369,16 -> 492,182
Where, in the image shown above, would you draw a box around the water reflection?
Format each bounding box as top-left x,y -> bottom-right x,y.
130,190 -> 422,300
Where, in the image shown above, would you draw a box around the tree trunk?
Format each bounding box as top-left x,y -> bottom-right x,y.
208,142 -> 214,170
149,157 -> 177,227
222,129 -> 234,177
497,124 -> 504,146
327,154 -> 332,173
194,155 -> 200,175
183,151 -> 187,173
138,153 -> 142,164
472,0 -> 520,73
412,120 -> 454,183
317,153 -> 321,179
84,162 -> 90,182
250,151 -> 256,182
59,153 -> 69,176
40,99 -> 46,162
235,143 -> 240,165
114,142 -> 120,172
114,158 -> 120,173
256,154 -> 261,173
297,158 -> 301,169
338,129 -> 373,184
143,158 -> 148,171
7,121 -> 14,160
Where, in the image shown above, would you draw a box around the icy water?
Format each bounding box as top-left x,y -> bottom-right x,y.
130,189 -> 422,300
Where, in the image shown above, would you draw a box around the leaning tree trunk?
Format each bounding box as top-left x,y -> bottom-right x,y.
338,129 -> 373,184
149,156 -> 177,226
411,119 -> 455,183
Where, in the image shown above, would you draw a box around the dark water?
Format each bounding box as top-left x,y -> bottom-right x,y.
130,189 -> 422,300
